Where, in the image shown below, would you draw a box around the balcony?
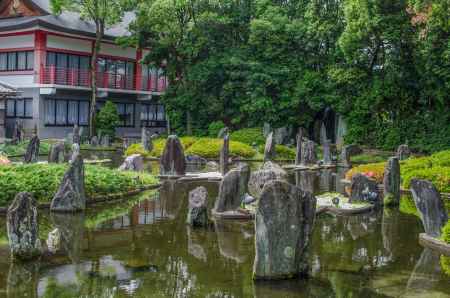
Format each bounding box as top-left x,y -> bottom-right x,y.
40,66 -> 167,92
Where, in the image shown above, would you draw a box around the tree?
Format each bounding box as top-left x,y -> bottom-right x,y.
50,0 -> 124,137
96,101 -> 120,138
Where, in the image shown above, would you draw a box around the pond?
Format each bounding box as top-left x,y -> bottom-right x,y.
0,156 -> 449,297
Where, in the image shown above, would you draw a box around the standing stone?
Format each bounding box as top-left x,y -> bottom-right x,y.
295,171 -> 318,194
101,135 -> 111,147
50,151 -> 86,212
349,173 -> 379,204
295,128 -> 303,165
410,179 -> 448,238
123,138 -> 129,150
206,161 -> 219,172
142,127 -> 153,152
48,142 -> 66,163
264,132 -> 276,162
320,122 -> 327,145
322,139 -> 332,165
397,144 -> 411,160
263,123 -> 271,138
12,120 -> 24,144
219,131 -> 230,175
300,140 -> 317,166
187,186 -> 209,227
214,163 -> 250,213
6,192 -> 41,260
248,161 -> 287,198
217,127 -> 228,139
253,180 -> 316,280
273,127 -> 292,145
340,144 -> 362,167
90,136 -> 98,147
73,125 -> 80,145
383,157 -> 400,206
23,135 -> 40,163
119,154 -> 144,172
160,135 -> 186,176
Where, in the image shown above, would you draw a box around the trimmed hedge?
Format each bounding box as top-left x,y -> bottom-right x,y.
345,162 -> 386,183
0,140 -> 52,157
0,164 -> 158,206
230,128 -> 265,146
402,166 -> 450,193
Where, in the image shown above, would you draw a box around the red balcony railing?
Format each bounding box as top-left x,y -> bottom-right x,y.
141,75 -> 167,92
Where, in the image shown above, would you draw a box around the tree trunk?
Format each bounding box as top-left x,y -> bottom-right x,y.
89,23 -> 104,138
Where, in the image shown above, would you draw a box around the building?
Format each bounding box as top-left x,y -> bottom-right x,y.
0,0 -> 167,140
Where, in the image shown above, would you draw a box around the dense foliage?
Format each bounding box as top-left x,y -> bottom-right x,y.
124,0 -> 449,153
0,164 -> 158,206
443,220 -> 450,244
0,140 -> 52,157
96,101 -> 120,138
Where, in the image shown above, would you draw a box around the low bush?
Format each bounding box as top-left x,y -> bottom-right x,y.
402,166 -> 450,193
351,153 -> 389,164
208,121 -> 225,137
124,143 -> 152,158
0,140 -> 52,157
96,101 -> 120,138
230,128 -> 265,146
0,164 -> 158,206
430,150 -> 450,167
442,220 -> 450,244
345,162 -> 386,183
125,137 -> 197,158
185,138 -> 256,158
275,145 -> 296,160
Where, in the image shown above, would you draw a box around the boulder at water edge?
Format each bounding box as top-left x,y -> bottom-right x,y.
410,179 -> 448,238
160,135 -> 186,176
349,173 -> 379,204
383,157 -> 400,206
23,135 -> 40,163
119,154 -> 144,172
187,186 -> 209,227
48,142 -> 66,163
253,180 -> 316,280
50,151 -> 86,212
7,192 -> 41,260
248,161 -> 287,198
214,163 -> 250,213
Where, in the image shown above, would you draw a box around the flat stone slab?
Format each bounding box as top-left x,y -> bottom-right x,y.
283,164 -> 336,171
212,209 -> 254,220
178,172 -> 223,182
316,193 -> 374,215
418,233 -> 450,256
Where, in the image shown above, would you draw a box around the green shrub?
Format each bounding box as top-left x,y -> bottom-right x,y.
345,162 -> 386,183
441,256 -> 450,276
125,143 -> 152,158
430,150 -> 450,167
230,128 -> 265,146
96,101 -> 120,138
399,195 -> 419,217
208,121 -> 225,137
402,166 -> 450,193
351,153 -> 389,164
275,145 -> 296,160
125,137 -> 198,158
185,138 -> 256,158
442,220 -> 450,244
400,156 -> 432,173
0,140 -> 52,157
0,164 -> 158,206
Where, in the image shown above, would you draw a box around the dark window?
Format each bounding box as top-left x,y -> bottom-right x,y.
141,65 -> 159,91
6,98 -> 33,118
0,51 -> 33,71
98,58 -> 135,89
44,99 -> 90,126
116,103 -> 135,127
141,103 -> 165,127
46,52 -> 90,86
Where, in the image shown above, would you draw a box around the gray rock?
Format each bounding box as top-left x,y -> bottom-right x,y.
295,170 -> 318,194
263,123 -> 271,138
340,144 -> 362,167
142,127 -> 153,152
160,135 -> 186,176
322,139 -> 332,165
90,136 -> 99,147
273,127 -> 292,145
383,157 -> 400,206
186,154 -> 207,166
206,161 -> 219,172
349,173 -> 379,204
50,213 -> 85,262
410,179 -> 448,238
217,127 -> 229,139
23,135 -> 40,163
214,163 -> 250,213
119,154 -> 144,172
187,186 -> 208,227
101,135 -> 111,147
320,122 -> 327,145
48,142 -> 66,163
12,120 -> 24,145
264,132 -> 276,162
300,140 -> 317,166
7,192 -> 41,260
219,132 -> 230,175
248,161 -> 287,198
50,151 -> 86,212
123,138 -> 129,150
397,144 -> 411,160
7,262 -> 40,297
253,180 -> 316,280
295,128 -> 303,165
73,125 -> 80,145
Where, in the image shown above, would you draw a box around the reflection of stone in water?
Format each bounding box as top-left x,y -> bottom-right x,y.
254,278 -> 335,298
50,212 -> 85,263
214,220 -> 249,263
406,248 -> 442,295
158,180 -> 188,220
345,213 -> 376,241
295,170 -> 318,193
186,226 -> 207,262
381,209 -> 399,258
319,169 -> 334,193
46,228 -> 61,254
335,167 -> 348,195
7,261 -> 40,298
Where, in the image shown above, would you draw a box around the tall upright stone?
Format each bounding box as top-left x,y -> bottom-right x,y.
160,135 -> 186,176
12,120 -> 24,144
248,161 -> 288,198
253,180 -> 316,280
214,163 -> 250,213
50,151 -> 86,212
90,136 -> 99,147
48,142 -> 66,163
219,130 -> 230,175
340,144 -> 361,167
23,135 -> 40,163
187,186 -> 209,227
300,140 -> 317,166
73,125 -> 80,145
383,157 -> 400,206
397,144 -> 411,160
142,127 -> 153,152
295,128 -> 303,165
322,139 -> 332,165
410,179 -> 448,238
7,192 -> 41,260
101,135 -> 111,147
320,122 -> 327,145
264,132 -> 276,162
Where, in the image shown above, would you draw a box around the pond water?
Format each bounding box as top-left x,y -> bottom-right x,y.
0,153 -> 449,297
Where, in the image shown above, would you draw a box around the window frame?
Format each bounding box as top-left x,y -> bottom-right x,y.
44,99 -> 90,127
6,98 -> 33,119
0,51 -> 34,72
116,102 -> 135,127
140,103 -> 166,127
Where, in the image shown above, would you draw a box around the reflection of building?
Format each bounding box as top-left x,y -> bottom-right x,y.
0,80 -> 20,140
0,0 -> 167,139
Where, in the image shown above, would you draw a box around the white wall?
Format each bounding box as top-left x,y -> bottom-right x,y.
47,35 -> 91,53
0,34 -> 34,49
100,43 -> 136,59
0,74 -> 34,87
